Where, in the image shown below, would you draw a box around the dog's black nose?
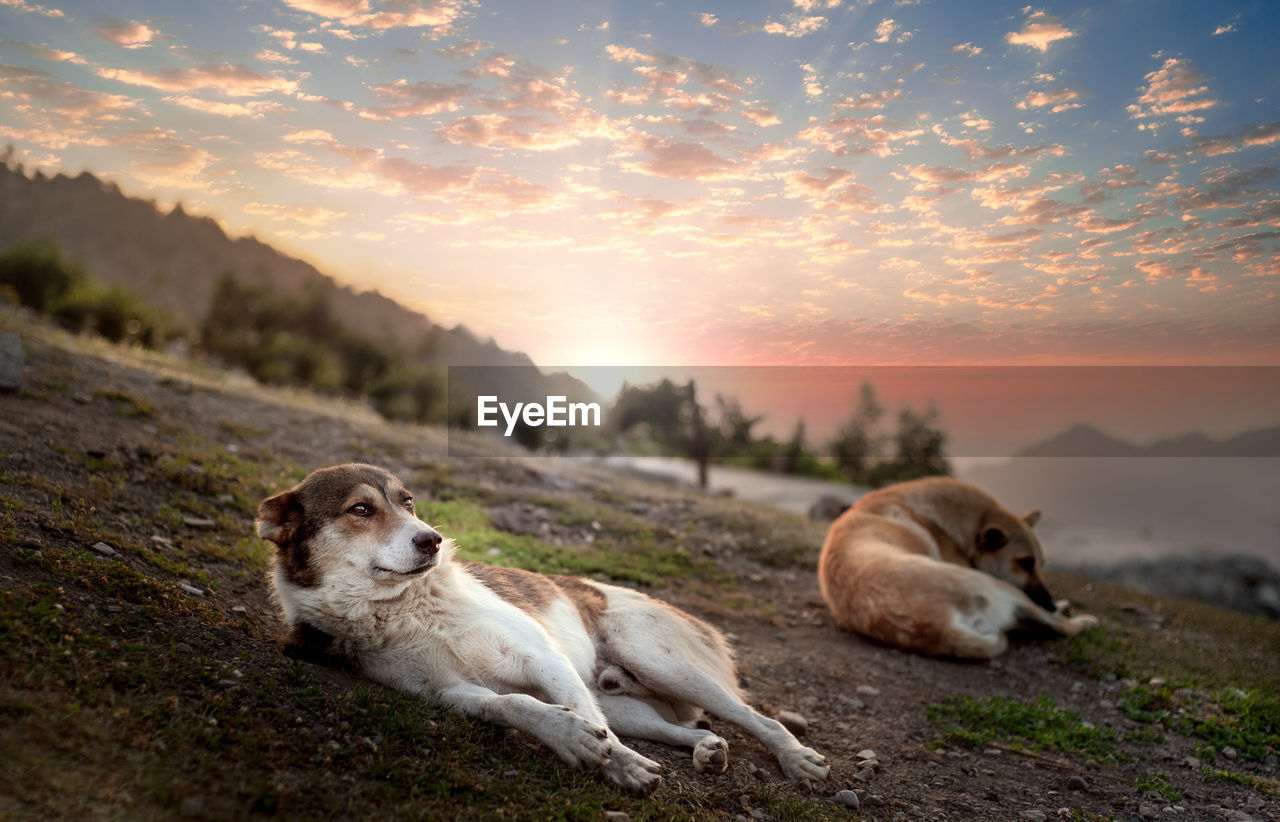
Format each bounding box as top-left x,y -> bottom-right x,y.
413,530 -> 442,556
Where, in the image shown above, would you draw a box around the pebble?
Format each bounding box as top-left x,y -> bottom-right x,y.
776,710 -> 808,737
1222,811 -> 1254,822
833,789 -> 860,810
231,606 -> 247,614
855,749 -> 877,761
1181,756 -> 1201,769
855,685 -> 880,697
1221,746 -> 1237,760
183,516 -> 216,529
91,541 -> 118,557
106,605 -> 122,613
1019,811 -> 1046,821
602,813 -> 630,822
1067,775 -> 1088,792
178,583 -> 204,596
1139,803 -> 1160,820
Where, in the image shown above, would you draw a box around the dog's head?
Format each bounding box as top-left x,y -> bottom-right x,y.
256,463 -> 446,594
969,505 -> 1056,611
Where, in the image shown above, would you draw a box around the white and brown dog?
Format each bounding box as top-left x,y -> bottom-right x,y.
257,464 -> 828,795
818,477 -> 1098,660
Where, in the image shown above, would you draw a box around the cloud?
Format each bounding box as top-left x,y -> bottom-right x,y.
1005,10 -> 1074,51
755,13 -> 828,38
0,0 -> 63,18
94,20 -> 161,49
874,19 -> 897,43
799,113 -> 923,157
622,132 -> 739,180
166,95 -> 291,118
97,62 -> 299,97
280,0 -> 473,33
785,167 -> 852,196
1127,57 -> 1218,124
832,86 -> 903,111
1188,121 -> 1280,157
436,38 -> 491,59
952,42 -> 983,57
0,63 -> 141,147
741,105 -> 780,127
1211,23 -> 1236,36
357,79 -> 470,119
243,202 -> 345,226
700,12 -> 718,26
1017,87 -> 1085,113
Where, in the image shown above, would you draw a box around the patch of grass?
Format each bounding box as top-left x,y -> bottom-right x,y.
695,500 -> 826,570
1201,769 -> 1280,796
92,388 -> 156,420
418,498 -> 728,587
927,695 -> 1121,761
1119,683 -> 1280,762
1134,771 -> 1180,801
217,419 -> 265,439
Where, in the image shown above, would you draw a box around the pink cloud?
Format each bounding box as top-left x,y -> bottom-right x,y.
1127,58 -> 1218,124
357,79 -> 470,119
94,19 -> 161,49
97,62 -> 298,97
623,132 -> 739,180
1005,10 -> 1074,51
280,0 -> 472,33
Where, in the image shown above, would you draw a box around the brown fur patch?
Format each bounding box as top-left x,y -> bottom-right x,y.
550,575 -> 608,630
461,561 -> 560,614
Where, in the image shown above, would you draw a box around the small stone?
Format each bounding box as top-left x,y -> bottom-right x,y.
1139,804 -> 1160,820
1181,756 -> 1201,769
1067,775 -> 1088,792
91,541 -> 118,557
183,516 -> 216,529
603,813 -> 630,822
178,583 -> 204,596
855,685 -> 880,697
750,765 -> 767,781
231,606 -> 247,614
1149,678 -> 1166,688
1019,811 -> 1046,821
106,605 -> 122,613
20,537 -> 43,550
833,789 -> 860,809
776,710 -> 808,737
855,749 -> 877,761
1222,811 -> 1253,822
1221,746 -> 1237,760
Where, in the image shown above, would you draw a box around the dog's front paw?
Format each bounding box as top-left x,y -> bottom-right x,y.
693,735 -> 729,774
603,743 -> 662,796
544,706 -> 612,771
778,745 -> 830,782
1068,613 -> 1100,633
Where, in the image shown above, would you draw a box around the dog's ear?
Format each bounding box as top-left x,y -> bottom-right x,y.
1022,509 -> 1042,529
257,491 -> 302,546
979,524 -> 1009,552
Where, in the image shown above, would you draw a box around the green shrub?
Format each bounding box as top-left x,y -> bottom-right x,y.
0,238 -> 85,312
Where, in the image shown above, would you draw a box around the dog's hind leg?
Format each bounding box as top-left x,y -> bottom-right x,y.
598,695 -> 730,775
612,655 -> 828,782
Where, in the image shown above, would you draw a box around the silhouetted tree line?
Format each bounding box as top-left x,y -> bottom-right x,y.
0,239 -> 180,348
200,272 -> 445,423
610,378 -> 950,489
0,239 -> 445,424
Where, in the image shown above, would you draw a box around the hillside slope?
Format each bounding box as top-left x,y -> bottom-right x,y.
2,310 -> 1278,821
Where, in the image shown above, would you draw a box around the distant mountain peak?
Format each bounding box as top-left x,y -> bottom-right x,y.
1017,423 -> 1280,458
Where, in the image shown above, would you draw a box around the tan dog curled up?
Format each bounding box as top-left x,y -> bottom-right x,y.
818,477 -> 1098,659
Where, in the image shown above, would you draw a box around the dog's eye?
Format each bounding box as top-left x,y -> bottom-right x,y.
402,497 -> 415,511
349,503 -> 373,517
1016,556 -> 1036,572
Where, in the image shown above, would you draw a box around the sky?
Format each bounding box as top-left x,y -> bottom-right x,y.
1,0 -> 1279,370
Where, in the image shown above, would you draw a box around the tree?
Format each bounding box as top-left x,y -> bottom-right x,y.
0,239 -> 85,313
831,382 -> 885,484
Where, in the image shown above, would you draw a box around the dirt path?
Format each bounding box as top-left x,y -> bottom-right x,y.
2,314 -> 1278,821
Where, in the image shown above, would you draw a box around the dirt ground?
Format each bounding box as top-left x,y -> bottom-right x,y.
2,316 -> 1278,821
